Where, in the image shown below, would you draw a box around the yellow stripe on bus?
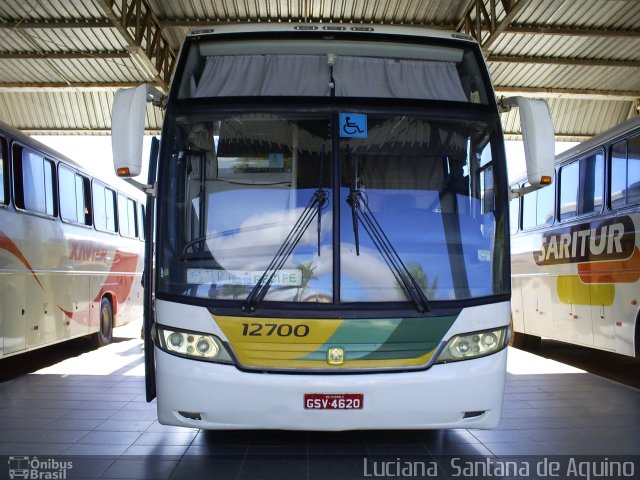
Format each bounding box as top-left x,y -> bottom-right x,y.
557,275 -> 615,306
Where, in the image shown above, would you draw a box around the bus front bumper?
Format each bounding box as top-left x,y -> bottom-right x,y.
154,347 -> 507,430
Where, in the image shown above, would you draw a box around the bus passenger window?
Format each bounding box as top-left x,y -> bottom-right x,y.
629,135 -> 640,205
139,203 -> 146,240
59,165 -> 90,225
0,138 -> 6,205
93,183 -> 117,233
521,178 -> 554,230
509,191 -> 519,235
18,149 -> 56,217
612,134 -> 640,208
521,187 -> 537,230
118,194 -> 137,238
536,179 -> 554,226
559,161 -> 578,220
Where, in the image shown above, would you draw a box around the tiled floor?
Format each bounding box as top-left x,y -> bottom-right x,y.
1,325 -> 639,479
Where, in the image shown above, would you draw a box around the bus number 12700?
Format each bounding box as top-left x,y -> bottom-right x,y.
241,322 -> 310,337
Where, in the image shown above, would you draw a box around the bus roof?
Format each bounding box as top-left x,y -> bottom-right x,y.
187,22 -> 476,44
555,115 -> 640,166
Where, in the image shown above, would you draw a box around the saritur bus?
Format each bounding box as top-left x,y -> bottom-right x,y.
111,23 -> 554,430
510,115 -> 640,357
0,121 -> 145,358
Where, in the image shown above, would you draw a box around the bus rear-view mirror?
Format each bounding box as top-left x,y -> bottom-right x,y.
502,96 -> 555,195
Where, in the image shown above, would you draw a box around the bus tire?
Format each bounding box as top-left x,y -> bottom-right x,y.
94,297 -> 113,348
510,331 -> 528,349
524,334 -> 541,350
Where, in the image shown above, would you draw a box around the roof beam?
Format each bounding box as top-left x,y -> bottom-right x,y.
495,86 -> 640,101
503,133 -> 594,142
457,0 -> 533,51
18,128 -> 161,135
0,82 -> 162,92
504,25 -> 640,37
2,18 -> 639,39
0,20 -> 112,29
0,51 -> 128,60
488,55 -> 640,68
94,0 -> 176,91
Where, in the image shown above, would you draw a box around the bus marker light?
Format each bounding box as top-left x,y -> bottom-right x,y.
540,175 -> 552,185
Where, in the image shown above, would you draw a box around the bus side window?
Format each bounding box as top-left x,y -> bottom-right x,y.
13,146 -> 57,217
59,165 -> 91,226
0,137 -> 7,206
138,203 -> 146,241
611,133 -> 640,208
559,160 -> 579,220
536,178 -> 555,226
118,194 -> 138,238
93,182 -> 118,233
521,178 -> 554,230
509,186 -> 519,235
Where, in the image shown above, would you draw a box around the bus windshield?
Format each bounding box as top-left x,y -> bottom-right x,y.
158,111 -> 506,306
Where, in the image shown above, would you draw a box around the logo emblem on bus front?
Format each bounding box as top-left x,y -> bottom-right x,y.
327,347 -> 345,365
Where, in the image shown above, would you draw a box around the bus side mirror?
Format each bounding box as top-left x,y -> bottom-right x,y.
112,85 -> 147,177
111,84 -> 164,178
502,96 -> 555,194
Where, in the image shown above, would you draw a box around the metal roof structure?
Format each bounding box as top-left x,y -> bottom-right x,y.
0,0 -> 638,141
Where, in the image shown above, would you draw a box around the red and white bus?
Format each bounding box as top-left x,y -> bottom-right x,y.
0,120 -> 145,358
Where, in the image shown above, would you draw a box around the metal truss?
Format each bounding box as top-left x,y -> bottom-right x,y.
95,0 -> 176,91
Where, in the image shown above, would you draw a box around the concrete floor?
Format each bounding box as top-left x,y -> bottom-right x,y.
1,321 -> 639,479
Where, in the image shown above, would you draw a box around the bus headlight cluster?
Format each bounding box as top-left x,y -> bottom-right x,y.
435,327 -> 509,363
155,326 -> 233,364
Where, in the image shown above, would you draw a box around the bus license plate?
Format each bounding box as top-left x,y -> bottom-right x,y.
304,393 -> 363,410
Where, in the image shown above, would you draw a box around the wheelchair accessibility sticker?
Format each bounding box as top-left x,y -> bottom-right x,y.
339,113 -> 367,138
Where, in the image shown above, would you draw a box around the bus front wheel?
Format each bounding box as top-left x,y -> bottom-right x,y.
511,331 -> 541,350
94,297 -> 114,348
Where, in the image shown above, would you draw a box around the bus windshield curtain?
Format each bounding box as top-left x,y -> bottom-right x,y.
333,56 -> 467,101
191,54 -> 467,101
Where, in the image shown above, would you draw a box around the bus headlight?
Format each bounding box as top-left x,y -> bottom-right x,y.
434,326 -> 509,363
155,326 -> 233,364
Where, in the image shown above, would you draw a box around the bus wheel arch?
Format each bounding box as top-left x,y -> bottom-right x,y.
93,295 -> 114,348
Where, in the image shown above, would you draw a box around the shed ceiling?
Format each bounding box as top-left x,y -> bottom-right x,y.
0,0 -> 638,142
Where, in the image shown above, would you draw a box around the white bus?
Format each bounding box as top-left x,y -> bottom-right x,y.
0,121 -> 145,358
511,115 -> 640,357
112,23 -> 554,430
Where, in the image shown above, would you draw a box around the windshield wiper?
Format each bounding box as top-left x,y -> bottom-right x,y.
345,153 -> 430,313
345,145 -> 361,255
242,182 -> 327,314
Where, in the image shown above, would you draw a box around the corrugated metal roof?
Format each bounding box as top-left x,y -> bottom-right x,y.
0,0 -> 637,140
0,91 -> 163,133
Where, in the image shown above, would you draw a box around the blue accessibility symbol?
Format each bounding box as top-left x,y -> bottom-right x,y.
339,113 -> 367,138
